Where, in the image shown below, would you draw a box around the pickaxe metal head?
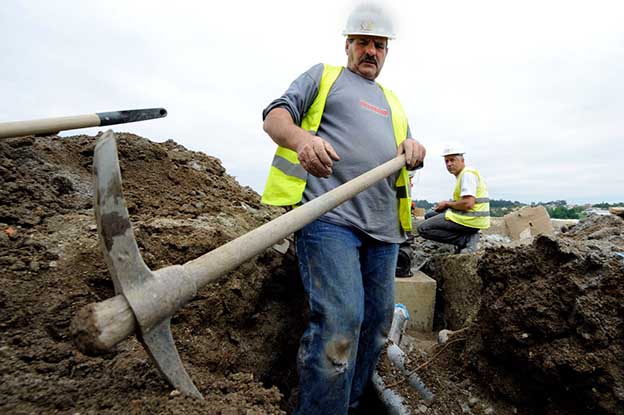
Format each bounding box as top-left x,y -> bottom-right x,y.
94,130 -> 201,399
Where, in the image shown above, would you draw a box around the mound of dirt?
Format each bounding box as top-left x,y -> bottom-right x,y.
468,231 -> 624,414
0,132 -> 302,414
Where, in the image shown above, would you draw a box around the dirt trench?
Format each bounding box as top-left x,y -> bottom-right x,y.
1,132 -> 623,414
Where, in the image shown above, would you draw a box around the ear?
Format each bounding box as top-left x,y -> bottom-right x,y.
345,39 -> 350,54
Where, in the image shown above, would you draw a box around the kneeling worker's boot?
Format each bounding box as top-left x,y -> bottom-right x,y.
459,232 -> 480,254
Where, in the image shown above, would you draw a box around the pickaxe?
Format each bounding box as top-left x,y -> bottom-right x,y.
70,130 -> 411,399
0,108 -> 167,139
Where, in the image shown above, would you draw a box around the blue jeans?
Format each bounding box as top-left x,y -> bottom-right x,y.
293,219 -> 399,415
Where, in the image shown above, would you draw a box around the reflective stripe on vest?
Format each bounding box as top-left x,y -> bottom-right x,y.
261,64 -> 343,206
261,63 -> 412,232
444,167 -> 491,229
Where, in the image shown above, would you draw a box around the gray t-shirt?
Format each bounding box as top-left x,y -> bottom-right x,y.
263,63 -> 412,243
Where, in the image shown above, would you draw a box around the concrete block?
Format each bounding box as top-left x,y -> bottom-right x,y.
395,271 -> 436,332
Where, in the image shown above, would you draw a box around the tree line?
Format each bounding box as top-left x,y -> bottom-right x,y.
412,199 -> 623,219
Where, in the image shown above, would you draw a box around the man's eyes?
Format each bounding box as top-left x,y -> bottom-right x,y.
357,40 -> 386,49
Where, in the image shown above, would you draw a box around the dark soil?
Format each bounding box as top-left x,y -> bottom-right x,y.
467,227 -> 624,414
1,132 -> 622,414
0,133 -> 301,414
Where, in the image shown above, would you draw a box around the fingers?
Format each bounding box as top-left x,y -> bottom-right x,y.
314,139 -> 334,169
297,136 -> 338,178
398,139 -> 426,169
324,141 -> 340,161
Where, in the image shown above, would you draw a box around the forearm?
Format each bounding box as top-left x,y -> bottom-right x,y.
447,197 -> 475,211
263,108 -> 308,152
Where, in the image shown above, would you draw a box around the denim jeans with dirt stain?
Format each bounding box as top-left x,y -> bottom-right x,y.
293,219 -> 399,415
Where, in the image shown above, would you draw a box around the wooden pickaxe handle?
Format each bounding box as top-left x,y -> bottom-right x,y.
0,108 -> 167,139
71,150 -> 408,353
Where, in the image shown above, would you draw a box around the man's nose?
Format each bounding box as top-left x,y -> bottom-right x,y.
365,41 -> 376,55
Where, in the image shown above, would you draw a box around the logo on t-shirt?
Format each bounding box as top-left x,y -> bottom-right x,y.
359,100 -> 389,117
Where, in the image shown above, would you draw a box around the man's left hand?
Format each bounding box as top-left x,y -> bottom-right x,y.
397,139 -> 426,169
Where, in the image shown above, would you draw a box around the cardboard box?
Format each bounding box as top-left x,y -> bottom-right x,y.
503,206 -> 554,241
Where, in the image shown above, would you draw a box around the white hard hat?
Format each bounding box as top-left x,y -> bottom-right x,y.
342,3 -> 396,40
441,143 -> 466,157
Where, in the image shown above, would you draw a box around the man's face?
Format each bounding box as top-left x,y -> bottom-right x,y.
345,35 -> 388,81
444,155 -> 465,176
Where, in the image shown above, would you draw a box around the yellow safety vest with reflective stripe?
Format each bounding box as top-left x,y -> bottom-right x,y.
261,63 -> 412,232
444,167 -> 490,229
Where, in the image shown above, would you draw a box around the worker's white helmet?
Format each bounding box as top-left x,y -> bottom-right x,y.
342,3 -> 396,40
441,143 -> 466,157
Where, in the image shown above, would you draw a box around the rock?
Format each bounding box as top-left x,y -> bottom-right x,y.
51,175 -> 74,195
5,226 -> 18,240
29,260 -> 40,272
10,260 -> 26,271
416,404 -> 429,413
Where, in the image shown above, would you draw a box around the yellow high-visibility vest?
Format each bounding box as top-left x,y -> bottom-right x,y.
444,167 -> 490,229
261,64 -> 412,231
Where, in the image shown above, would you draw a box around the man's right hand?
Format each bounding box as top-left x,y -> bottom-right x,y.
434,201 -> 450,212
296,134 -> 340,178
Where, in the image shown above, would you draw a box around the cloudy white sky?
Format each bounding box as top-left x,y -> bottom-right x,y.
2,0 -> 623,204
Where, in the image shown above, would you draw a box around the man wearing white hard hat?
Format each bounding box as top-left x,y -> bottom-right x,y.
417,144 -> 490,253
260,3 -> 426,414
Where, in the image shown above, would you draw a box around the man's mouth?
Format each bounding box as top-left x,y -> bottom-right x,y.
361,57 -> 377,66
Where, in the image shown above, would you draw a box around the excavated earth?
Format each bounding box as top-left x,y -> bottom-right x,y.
1,132 -> 623,414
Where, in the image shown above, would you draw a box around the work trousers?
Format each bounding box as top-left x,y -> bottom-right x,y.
293,219 -> 399,415
417,210 -> 478,248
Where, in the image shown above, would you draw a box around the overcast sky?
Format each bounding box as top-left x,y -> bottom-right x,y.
2,0 -> 623,204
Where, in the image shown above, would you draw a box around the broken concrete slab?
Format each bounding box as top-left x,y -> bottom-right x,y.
503,206 -> 554,241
